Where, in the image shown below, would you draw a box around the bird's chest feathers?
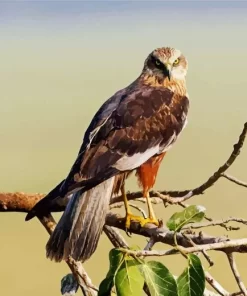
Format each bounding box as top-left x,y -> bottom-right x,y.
158,96 -> 189,153
142,75 -> 187,97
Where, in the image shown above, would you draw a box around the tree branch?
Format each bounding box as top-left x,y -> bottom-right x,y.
221,173 -> 247,188
183,217 -> 247,231
204,271 -> 230,296
227,253 -> 247,296
0,192 -> 45,212
105,212 -> 247,253
117,238 -> 247,257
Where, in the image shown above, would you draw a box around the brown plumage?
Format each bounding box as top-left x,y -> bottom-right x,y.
25,46 -> 189,263
134,54 -> 188,218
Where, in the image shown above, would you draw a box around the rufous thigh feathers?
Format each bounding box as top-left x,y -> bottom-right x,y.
136,152 -> 166,195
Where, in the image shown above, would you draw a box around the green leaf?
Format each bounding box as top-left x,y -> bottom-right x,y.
141,261 -> 178,296
98,249 -> 125,296
107,249 -> 125,276
114,259 -> 144,296
166,205 -> 206,232
177,254 -> 205,296
98,278 -> 114,296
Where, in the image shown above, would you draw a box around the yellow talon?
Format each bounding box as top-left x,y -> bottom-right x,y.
139,217 -> 159,227
125,213 -> 159,229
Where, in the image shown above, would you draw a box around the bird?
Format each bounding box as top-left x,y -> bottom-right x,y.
25,46 -> 189,263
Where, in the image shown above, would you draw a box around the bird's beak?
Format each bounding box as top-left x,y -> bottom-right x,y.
164,63 -> 172,81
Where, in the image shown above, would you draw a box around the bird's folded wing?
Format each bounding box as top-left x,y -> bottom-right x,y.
60,85 -> 189,195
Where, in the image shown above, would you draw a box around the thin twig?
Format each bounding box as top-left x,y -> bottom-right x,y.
110,202 -> 148,218
178,202 -> 242,229
227,253 -> 247,296
182,232 -> 214,267
183,218 -> 247,230
129,203 -> 147,218
205,271 -> 230,296
144,237 -> 156,251
67,257 -> 98,295
202,250 -> 214,267
221,173 -> 247,188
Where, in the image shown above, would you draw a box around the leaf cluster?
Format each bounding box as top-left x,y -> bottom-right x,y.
98,205 -> 206,296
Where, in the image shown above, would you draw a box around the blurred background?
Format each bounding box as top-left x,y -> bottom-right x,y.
0,1 -> 247,295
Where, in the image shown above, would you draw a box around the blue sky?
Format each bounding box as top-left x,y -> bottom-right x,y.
1,1 -> 247,23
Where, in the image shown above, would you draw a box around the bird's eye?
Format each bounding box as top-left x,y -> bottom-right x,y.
155,60 -> 161,66
173,59 -> 179,65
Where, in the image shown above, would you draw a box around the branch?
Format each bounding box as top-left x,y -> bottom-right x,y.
67,257 -> 98,296
0,192 -> 45,212
1,195 -> 247,257
221,173 -> 247,188
117,238 -> 247,257
183,217 -> 247,231
204,271 -> 230,296
105,212 -> 247,253
227,253 -> 247,296
2,192 -> 247,256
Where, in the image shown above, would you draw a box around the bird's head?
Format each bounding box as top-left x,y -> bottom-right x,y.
143,47 -> 188,83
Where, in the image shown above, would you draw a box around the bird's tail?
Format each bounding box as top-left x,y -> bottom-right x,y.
25,179 -> 66,221
46,177 -> 115,262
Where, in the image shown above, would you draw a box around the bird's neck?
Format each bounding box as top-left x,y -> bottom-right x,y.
140,74 -> 187,96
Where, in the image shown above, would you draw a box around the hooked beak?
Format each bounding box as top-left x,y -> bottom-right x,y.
164,63 -> 171,81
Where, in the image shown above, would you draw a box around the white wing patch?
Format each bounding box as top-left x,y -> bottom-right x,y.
113,145 -> 160,171
113,130 -> 181,171
86,115 -> 112,150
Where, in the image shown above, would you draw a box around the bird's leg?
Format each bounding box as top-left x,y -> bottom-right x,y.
144,191 -> 159,226
122,185 -> 132,229
121,185 -> 150,229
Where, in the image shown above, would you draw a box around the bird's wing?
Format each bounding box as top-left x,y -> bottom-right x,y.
59,88 -> 126,194
59,85 -> 189,195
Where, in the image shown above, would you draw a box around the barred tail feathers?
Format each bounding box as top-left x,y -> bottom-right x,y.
46,177 -> 114,262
